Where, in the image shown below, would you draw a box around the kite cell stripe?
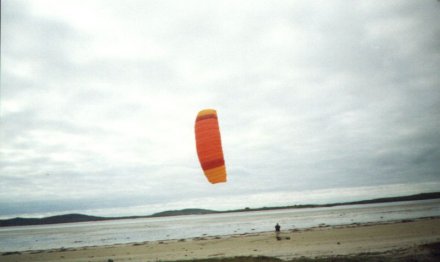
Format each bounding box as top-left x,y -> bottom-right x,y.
195,109 -> 227,184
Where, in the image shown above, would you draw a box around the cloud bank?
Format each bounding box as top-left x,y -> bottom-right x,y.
1,0 -> 439,218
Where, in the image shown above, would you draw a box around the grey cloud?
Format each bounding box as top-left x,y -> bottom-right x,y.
2,5 -> 82,76
1,0 -> 439,218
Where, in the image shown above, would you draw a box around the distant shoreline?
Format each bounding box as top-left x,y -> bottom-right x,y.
1,192 -> 439,227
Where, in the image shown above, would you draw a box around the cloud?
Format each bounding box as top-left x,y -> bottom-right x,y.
1,0 -> 439,218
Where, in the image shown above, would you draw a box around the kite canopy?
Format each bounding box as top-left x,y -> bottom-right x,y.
195,109 -> 227,184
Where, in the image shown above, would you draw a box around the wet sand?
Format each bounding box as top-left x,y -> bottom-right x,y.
2,217 -> 440,261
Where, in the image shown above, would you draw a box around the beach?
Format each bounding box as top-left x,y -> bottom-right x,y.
2,217 -> 439,261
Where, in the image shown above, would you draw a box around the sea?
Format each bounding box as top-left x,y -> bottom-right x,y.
1,199 -> 439,252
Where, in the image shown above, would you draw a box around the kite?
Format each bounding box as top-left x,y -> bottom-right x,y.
195,109 -> 227,184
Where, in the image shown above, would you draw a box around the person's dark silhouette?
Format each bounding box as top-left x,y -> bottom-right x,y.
275,223 -> 281,240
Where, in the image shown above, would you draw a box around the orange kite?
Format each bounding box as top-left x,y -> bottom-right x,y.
195,109 -> 227,184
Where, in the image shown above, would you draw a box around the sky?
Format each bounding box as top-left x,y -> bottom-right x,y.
1,0 -> 440,219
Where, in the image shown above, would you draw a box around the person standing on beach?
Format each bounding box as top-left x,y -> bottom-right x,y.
275,223 -> 281,239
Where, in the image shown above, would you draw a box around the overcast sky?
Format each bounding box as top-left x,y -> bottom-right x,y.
1,0 -> 440,219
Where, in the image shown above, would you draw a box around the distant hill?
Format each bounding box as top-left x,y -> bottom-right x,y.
227,192 -> 440,212
0,213 -> 107,227
150,208 -> 218,217
0,209 -> 217,227
337,192 -> 440,206
1,192 -> 439,227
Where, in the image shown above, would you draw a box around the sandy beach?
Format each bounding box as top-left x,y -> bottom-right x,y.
2,217 -> 440,262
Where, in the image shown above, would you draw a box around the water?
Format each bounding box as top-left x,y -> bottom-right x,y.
1,199 -> 439,252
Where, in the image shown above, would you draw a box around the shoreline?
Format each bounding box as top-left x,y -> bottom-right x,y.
2,217 -> 440,261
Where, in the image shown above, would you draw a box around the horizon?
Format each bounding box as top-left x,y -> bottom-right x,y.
2,189 -> 439,220
2,185 -> 439,220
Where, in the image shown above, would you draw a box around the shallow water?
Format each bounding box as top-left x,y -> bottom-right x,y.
1,199 -> 439,252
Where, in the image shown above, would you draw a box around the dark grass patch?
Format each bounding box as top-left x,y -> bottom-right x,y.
167,256 -> 432,262
2,251 -> 22,256
178,256 -> 284,262
421,242 -> 440,257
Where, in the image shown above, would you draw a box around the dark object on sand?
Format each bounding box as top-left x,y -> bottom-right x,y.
275,223 -> 281,240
